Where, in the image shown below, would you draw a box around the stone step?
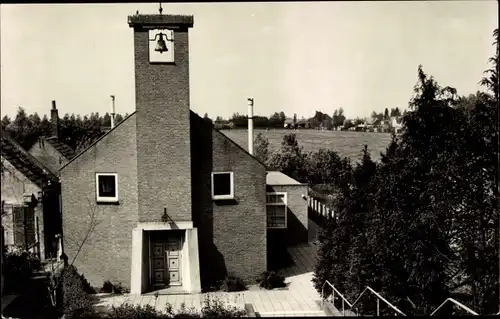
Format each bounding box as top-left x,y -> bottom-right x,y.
256,310 -> 327,317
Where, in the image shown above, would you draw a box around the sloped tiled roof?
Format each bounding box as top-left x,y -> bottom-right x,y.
45,136 -> 75,160
1,131 -> 59,188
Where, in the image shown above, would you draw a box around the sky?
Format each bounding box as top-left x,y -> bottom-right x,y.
1,2 -> 497,120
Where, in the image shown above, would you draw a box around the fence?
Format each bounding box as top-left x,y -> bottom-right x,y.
307,194 -> 336,222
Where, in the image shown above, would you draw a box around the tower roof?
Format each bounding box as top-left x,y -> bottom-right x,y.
128,14 -> 194,29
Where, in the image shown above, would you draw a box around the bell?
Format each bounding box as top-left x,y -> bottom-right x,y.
155,33 -> 168,53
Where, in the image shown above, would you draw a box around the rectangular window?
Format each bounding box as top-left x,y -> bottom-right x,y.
266,192 -> 287,228
96,173 -> 118,203
211,172 -> 234,200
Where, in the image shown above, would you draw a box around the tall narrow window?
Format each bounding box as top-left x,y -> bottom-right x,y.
96,173 -> 118,203
266,192 -> 287,228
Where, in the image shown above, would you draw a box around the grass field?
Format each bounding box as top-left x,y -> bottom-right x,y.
221,129 -> 393,162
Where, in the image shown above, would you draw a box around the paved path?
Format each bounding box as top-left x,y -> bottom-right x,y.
95,219 -> 331,317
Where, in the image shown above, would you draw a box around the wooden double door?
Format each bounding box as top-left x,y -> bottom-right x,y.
150,232 -> 183,288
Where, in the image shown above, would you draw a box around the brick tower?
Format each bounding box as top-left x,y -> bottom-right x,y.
128,14 -> 194,223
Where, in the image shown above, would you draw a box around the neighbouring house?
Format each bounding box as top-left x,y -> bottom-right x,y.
59,13 -> 309,295
1,131 -> 62,260
296,119 -> 308,128
284,118 -> 295,129
28,101 -> 75,175
265,172 -> 308,248
390,116 -> 403,133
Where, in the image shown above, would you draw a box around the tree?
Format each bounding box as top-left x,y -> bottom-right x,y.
254,132 -> 270,164
384,108 -> 389,119
343,119 -> 354,130
393,107 -> 402,117
279,111 -> 286,124
353,118 -> 364,126
268,134 -> 308,183
2,115 -> 11,131
114,113 -> 124,124
332,110 -> 339,129
479,29 -> 499,98
102,112 -> 112,127
46,197 -> 104,314
389,107 -> 402,117
313,145 -> 377,311
314,64 -> 499,315
10,107 -> 38,149
306,149 -> 343,185
333,108 -> 346,129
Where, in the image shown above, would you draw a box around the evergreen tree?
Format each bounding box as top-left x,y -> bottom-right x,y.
254,132 -> 270,165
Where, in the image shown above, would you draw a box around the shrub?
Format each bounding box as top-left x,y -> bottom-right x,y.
166,302 -> 201,318
2,248 -> 41,293
220,276 -> 247,292
108,303 -> 168,319
105,296 -> 246,319
201,295 -> 246,318
100,280 -> 126,294
80,273 -> 97,294
257,271 -> 286,290
60,265 -> 96,319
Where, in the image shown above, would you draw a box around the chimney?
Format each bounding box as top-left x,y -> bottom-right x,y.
50,100 -> 60,138
247,98 -> 254,156
110,95 -> 116,129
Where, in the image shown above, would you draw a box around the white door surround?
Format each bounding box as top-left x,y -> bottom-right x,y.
130,221 -> 201,295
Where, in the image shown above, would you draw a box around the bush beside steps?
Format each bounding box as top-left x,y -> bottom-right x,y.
256,271 -> 287,290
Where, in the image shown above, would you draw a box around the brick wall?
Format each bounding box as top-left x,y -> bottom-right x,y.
132,20 -> 193,223
267,184 -> 309,246
191,114 -> 267,286
60,115 -> 138,288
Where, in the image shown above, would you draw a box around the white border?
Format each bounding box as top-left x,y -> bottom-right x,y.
266,192 -> 287,229
95,173 -> 118,203
211,171 -> 234,200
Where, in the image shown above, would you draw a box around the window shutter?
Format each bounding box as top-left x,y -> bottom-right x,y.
13,206 -> 25,246
24,207 -> 36,247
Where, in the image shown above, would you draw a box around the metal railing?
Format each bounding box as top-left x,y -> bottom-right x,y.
321,280 -> 486,317
321,280 -> 353,316
430,298 -> 478,316
350,286 -> 406,316
321,280 -> 406,316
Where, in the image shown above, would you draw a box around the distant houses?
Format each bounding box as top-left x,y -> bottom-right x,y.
339,116 -> 403,133
284,118 -> 308,129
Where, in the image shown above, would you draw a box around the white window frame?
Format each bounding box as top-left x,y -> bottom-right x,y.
95,173 -> 119,203
211,172 -> 234,200
266,192 -> 287,229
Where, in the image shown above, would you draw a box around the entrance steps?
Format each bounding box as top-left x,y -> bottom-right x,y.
256,310 -> 327,317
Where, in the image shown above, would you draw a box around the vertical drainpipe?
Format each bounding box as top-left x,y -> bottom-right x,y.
247,98 -> 254,156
